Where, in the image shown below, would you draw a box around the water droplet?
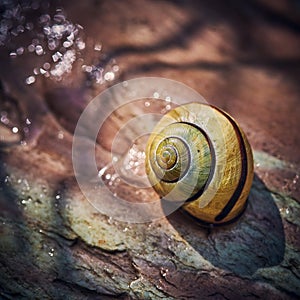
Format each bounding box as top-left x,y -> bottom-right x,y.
292,174 -> 299,185
12,127 -> 19,133
1,113 -> 9,125
153,92 -> 159,99
10,28 -> 18,37
48,38 -> 58,50
32,39 -> 39,46
63,41 -> 72,48
25,76 -> 35,85
39,14 -> 51,24
16,47 -> 24,55
57,131 -> 64,139
40,68 -> 47,75
82,65 -> 92,72
25,22 -> 34,31
9,52 -> 17,58
52,51 -> 63,62
48,248 -> 55,257
23,127 -> 29,134
104,71 -> 115,81
67,32 -> 75,41
28,44 -> 35,52
43,62 -> 51,70
4,176 -> 10,183
54,13 -> 66,24
160,267 -> 169,277
76,39 -> 85,50
112,65 -> 119,72
17,25 -> 24,33
35,45 -> 43,55
94,43 -> 102,51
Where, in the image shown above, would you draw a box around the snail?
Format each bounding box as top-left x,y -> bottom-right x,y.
145,103 -> 254,225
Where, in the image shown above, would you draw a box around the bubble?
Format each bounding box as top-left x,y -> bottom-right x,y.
9,52 -> 17,58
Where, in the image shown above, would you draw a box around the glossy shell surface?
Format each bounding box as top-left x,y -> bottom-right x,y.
145,103 -> 254,225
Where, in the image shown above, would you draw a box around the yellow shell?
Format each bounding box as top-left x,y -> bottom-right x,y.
145,103 -> 254,225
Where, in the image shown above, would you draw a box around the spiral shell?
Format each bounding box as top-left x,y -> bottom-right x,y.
145,103 -> 254,225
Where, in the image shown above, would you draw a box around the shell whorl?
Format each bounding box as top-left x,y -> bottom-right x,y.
145,103 -> 254,225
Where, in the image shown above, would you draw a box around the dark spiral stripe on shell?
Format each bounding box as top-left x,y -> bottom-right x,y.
177,121 -> 216,203
213,106 -> 248,222
153,135 -> 191,184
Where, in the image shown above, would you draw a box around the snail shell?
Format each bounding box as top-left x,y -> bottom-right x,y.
145,103 -> 254,225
